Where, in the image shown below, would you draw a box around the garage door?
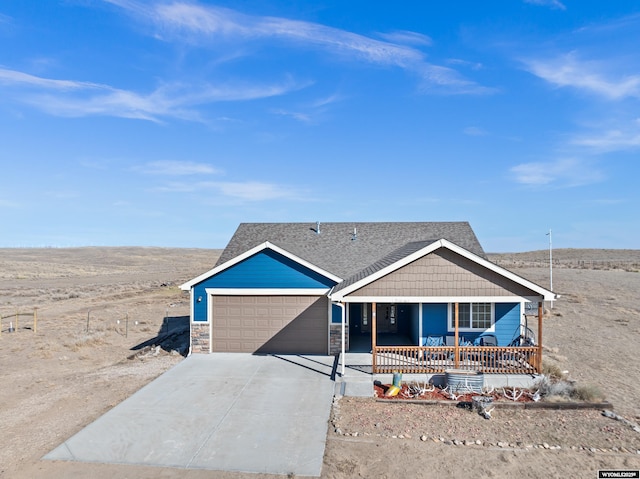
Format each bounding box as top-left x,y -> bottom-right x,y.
211,295 -> 328,354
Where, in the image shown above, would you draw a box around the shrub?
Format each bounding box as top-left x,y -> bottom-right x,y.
571,384 -> 604,402
533,376 -> 606,402
541,361 -> 565,379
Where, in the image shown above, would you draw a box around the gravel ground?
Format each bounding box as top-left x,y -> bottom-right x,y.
332,397 -> 640,452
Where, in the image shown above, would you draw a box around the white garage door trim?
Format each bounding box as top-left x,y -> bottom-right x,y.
206,288 -> 330,296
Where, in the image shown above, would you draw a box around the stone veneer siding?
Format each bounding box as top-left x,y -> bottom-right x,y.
191,322 -> 210,353
329,324 -> 349,355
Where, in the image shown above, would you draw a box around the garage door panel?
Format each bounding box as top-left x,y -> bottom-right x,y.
212,295 -> 328,354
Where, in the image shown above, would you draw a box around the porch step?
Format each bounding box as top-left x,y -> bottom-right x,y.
335,377 -> 374,398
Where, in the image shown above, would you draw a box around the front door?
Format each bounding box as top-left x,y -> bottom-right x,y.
358,303 -> 398,334
376,304 -> 398,334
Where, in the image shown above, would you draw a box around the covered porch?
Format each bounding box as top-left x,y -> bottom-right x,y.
353,301 -> 543,375
329,239 -> 555,376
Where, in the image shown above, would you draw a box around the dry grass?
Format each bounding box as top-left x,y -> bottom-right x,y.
64,331 -> 109,352
571,384 -> 605,402
518,376 -> 605,403
541,360 -> 565,380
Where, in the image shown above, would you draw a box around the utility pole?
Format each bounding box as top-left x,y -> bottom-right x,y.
546,229 -> 553,309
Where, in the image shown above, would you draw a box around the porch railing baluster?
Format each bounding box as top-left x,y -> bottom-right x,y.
372,345 -> 539,375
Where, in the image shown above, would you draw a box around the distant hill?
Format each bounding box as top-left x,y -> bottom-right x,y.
488,249 -> 640,272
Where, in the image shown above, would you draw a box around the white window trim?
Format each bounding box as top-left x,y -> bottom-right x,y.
447,302 -> 495,333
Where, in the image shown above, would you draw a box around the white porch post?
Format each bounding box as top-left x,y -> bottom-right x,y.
371,302 -> 377,373
538,300 -> 543,373
454,302 -> 459,369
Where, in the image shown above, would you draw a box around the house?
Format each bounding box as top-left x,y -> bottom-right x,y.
180,222 -> 556,374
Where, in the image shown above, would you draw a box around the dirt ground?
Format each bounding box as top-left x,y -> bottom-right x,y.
1,247 -> 639,478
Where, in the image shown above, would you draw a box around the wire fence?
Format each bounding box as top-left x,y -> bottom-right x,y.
492,259 -> 640,272
0,307 -> 185,338
0,309 -> 39,335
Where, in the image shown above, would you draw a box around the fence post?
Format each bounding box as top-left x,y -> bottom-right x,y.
86,310 -> 90,333
15,308 -> 19,331
125,312 -> 129,338
34,308 -> 38,333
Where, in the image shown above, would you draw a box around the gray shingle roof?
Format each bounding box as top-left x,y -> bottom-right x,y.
217,222 -> 485,280
331,240 -> 437,293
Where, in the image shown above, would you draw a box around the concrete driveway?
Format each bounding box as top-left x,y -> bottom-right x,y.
45,354 -> 337,476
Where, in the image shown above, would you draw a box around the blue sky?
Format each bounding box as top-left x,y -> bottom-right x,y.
1,1 -> 639,251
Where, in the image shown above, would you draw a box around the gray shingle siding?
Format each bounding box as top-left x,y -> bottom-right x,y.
216,222 -> 485,280
347,249 -> 537,297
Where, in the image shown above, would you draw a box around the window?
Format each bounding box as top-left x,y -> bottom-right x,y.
448,303 -> 494,332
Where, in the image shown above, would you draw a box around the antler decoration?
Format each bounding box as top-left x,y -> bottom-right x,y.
502,387 -> 524,401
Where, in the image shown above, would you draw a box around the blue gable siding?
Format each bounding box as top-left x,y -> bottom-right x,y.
192,249 -> 337,322
494,303 -> 521,346
200,250 -> 336,289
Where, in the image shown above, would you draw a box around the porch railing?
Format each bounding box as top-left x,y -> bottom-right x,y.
373,346 -> 540,374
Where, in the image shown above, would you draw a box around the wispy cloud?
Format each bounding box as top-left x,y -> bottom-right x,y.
0,13 -> 13,25
79,159 -> 111,170
142,1 -> 424,67
510,158 -> 604,187
524,52 -> 640,99
310,93 -> 343,108
588,198 -> 626,205
463,126 -> 488,136
270,109 -> 311,123
376,30 -> 432,47
106,0 -> 489,94
214,181 -> 296,201
571,124 -> 640,152
0,198 -> 20,208
446,58 -> 483,71
45,190 -> 81,199
415,64 -> 494,94
270,93 -> 343,123
523,0 -> 566,10
137,160 -> 220,175
0,68 -> 107,91
154,179 -> 303,201
0,67 -> 303,122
